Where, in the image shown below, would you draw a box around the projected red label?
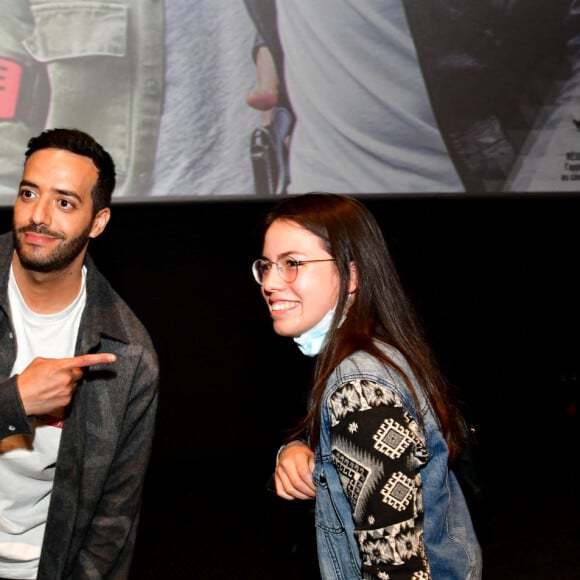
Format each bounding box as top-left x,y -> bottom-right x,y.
0,59 -> 22,119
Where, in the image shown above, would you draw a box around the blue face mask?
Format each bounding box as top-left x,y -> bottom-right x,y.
293,307 -> 336,357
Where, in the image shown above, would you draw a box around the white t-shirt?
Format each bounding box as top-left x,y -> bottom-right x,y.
0,266 -> 86,580
277,0 -> 463,194
149,1 -> 257,196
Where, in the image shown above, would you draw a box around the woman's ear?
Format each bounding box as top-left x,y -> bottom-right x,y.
348,261 -> 358,293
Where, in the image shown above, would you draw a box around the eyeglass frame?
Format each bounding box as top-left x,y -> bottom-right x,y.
252,256 -> 337,285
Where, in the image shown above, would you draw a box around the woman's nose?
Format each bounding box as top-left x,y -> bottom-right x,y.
261,266 -> 285,290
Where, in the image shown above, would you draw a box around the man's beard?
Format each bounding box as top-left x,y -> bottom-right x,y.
13,222 -> 93,273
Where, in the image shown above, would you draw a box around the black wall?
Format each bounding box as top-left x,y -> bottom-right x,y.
3,195 -> 576,578
82,195 -> 580,462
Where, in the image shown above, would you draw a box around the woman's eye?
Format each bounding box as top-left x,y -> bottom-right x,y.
285,259 -> 300,268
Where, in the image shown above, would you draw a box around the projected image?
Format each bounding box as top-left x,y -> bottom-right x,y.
1,1 -> 579,204
0,1 -> 258,204
245,0 -> 580,196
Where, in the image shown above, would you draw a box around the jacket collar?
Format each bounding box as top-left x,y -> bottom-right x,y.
0,231 -> 130,347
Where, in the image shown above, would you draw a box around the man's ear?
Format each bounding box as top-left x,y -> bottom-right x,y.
348,261 -> 358,293
89,208 -> 111,239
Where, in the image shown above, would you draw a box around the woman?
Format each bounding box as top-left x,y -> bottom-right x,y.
251,193 -> 482,579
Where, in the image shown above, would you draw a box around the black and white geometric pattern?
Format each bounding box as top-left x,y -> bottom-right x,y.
333,437 -> 384,521
380,471 -> 415,512
329,377 -> 432,578
373,417 -> 414,459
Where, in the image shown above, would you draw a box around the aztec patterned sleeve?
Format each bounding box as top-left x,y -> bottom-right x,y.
329,378 -> 431,579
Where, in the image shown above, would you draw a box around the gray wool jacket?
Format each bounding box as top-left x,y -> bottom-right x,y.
0,232 -> 159,579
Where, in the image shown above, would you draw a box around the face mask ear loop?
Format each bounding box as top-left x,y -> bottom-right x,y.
294,305 -> 336,357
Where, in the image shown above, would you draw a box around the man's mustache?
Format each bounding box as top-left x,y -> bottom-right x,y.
17,225 -> 65,240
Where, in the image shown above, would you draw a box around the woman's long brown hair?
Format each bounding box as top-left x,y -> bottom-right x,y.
263,193 -> 466,463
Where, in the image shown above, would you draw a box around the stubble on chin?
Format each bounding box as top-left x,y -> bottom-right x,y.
12,225 -> 91,273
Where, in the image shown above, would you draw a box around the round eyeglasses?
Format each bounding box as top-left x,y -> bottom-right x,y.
252,257 -> 336,285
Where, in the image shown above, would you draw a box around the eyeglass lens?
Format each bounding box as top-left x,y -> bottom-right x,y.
252,259 -> 298,284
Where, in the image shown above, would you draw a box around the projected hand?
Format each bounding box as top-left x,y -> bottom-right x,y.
246,45 -> 279,126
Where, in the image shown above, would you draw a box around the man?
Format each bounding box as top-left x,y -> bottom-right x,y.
0,128 -> 159,579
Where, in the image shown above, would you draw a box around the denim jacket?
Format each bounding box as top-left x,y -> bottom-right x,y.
0,233 -> 159,579
313,344 -> 482,579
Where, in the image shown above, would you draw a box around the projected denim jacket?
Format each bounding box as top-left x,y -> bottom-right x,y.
313,344 -> 482,579
0,0 -> 164,201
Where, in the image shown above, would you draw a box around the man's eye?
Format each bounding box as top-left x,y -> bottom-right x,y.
58,199 -> 73,209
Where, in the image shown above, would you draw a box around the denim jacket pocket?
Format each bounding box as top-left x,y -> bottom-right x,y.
313,462 -> 362,579
22,2 -> 132,178
24,2 -> 127,62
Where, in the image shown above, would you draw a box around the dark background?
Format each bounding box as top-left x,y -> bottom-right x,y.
5,195 -> 577,578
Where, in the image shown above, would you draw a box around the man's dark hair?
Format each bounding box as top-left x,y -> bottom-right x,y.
25,128 -> 116,214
